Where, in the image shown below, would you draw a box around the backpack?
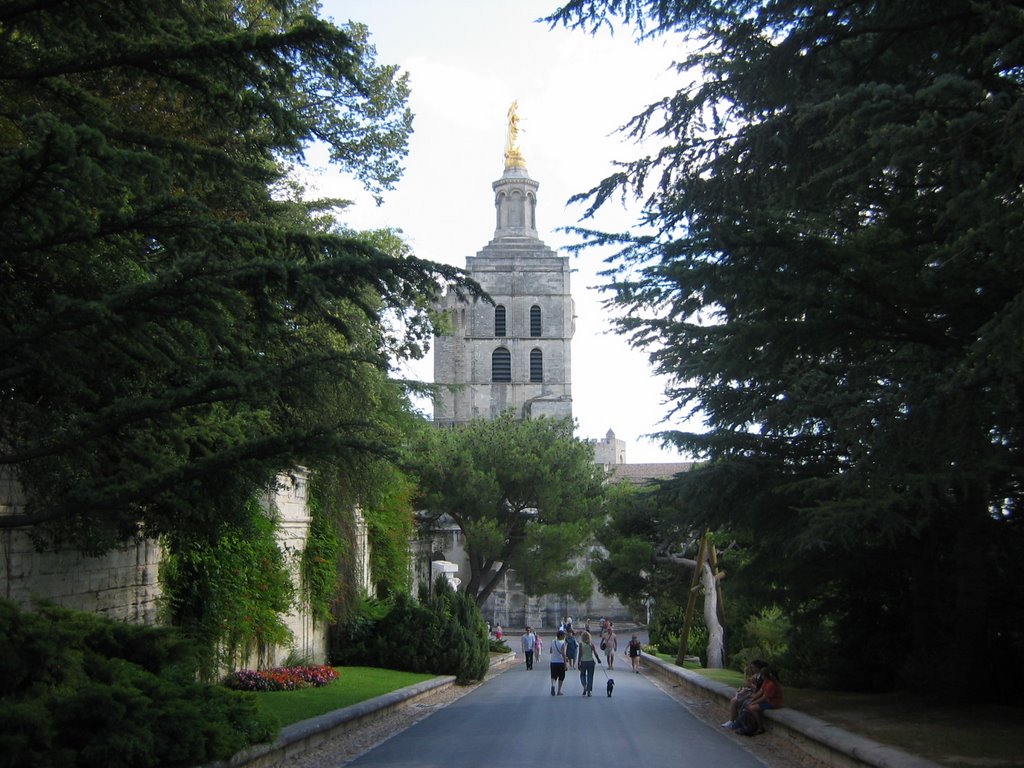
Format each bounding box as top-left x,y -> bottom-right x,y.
733,707 -> 761,736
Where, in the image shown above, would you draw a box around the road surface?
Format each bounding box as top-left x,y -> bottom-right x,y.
346,660 -> 769,768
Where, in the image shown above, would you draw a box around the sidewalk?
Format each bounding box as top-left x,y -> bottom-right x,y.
642,653 -> 942,768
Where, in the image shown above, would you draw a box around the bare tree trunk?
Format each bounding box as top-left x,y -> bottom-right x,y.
701,560 -> 725,668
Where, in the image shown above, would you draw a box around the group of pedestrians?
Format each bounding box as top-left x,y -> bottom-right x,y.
517,622 -> 783,739
541,628 -> 608,696
519,621 -> 646,697
520,626 -> 543,670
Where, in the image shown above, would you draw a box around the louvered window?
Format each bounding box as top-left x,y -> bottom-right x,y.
492,348 -> 511,382
530,349 -> 543,382
495,305 -> 506,337
530,305 -> 542,337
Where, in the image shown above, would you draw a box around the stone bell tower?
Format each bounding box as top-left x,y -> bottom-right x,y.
433,103 -> 574,426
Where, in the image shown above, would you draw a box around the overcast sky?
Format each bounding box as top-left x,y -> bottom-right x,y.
309,0 -> 697,463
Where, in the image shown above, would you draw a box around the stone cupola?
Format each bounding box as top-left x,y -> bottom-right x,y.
493,100 -> 539,240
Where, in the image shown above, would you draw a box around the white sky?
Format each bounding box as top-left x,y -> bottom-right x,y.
310,0 -> 698,463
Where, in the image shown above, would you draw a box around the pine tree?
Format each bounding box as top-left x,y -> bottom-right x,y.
550,0 -> 1024,696
0,1 -> 474,549
415,413 -> 607,607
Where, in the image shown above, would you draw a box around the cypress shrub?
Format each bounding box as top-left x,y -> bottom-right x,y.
0,600 -> 278,768
329,578 -> 489,684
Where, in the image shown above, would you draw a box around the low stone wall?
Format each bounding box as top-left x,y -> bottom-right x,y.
642,654 -> 942,768
217,676 -> 459,768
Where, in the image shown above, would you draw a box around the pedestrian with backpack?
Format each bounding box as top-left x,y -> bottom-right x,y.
549,629 -> 569,696
566,630 -> 579,670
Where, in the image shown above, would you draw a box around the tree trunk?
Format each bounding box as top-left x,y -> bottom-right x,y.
474,560 -> 511,607
702,560 -> 725,668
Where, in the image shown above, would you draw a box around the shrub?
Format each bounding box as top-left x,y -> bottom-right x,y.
329,595 -> 391,666
732,605 -> 790,674
329,578 -> 489,684
0,600 -> 278,768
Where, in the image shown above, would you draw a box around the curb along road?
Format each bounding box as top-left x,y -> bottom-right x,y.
642,654 -> 942,768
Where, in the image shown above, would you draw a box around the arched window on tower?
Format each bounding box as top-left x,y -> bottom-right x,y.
508,190 -> 524,227
530,305 -> 542,337
492,348 -> 512,382
494,305 -> 506,337
530,348 -> 543,382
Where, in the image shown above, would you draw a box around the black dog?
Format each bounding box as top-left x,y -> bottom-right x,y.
606,678 -> 615,697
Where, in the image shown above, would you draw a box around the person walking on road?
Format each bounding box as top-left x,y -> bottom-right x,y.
627,634 -> 642,673
603,625 -> 618,670
566,630 -> 579,670
549,629 -> 569,696
577,630 -> 602,697
521,627 -> 536,670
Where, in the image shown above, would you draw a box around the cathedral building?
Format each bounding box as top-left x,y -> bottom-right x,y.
425,105 -> 632,629
432,103 -> 573,425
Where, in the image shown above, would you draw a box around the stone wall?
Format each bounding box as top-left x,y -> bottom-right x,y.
0,466 -> 338,667
260,468 -> 328,667
0,466 -> 163,623
1,529 -> 164,624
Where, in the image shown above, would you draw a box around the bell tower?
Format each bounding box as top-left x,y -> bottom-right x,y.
433,104 -> 574,426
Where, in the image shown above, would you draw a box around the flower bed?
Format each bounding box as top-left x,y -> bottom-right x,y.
224,665 -> 339,692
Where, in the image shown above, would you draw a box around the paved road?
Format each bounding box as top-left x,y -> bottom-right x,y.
347,661 -> 768,768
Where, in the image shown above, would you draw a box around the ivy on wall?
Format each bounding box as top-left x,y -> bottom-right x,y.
160,497 -> 295,679
301,475 -> 351,626
158,456 -> 419,676
364,462 -> 415,598
305,460 -> 417,633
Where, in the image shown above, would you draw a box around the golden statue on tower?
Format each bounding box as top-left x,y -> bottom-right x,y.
504,100 -> 526,170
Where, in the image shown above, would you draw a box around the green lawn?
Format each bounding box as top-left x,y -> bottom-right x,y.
255,666 -> 436,727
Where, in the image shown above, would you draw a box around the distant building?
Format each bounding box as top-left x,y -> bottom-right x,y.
431,121 -> 573,425
606,461 -> 695,485
421,109 -> 687,628
591,429 -> 627,468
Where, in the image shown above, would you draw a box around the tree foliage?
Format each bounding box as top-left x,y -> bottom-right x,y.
0,600 -> 277,766
0,0 -> 475,551
550,0 -> 1024,696
329,578 -> 490,684
160,497 -> 295,678
414,413 -> 607,606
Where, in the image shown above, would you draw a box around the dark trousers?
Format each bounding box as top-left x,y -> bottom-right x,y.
524,650 -> 534,669
579,660 -> 596,692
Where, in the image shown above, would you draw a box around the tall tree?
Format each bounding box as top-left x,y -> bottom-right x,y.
0,1 -> 475,550
414,413 -> 607,606
550,0 -> 1024,695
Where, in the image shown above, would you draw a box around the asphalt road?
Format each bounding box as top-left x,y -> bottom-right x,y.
346,660 -> 768,768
